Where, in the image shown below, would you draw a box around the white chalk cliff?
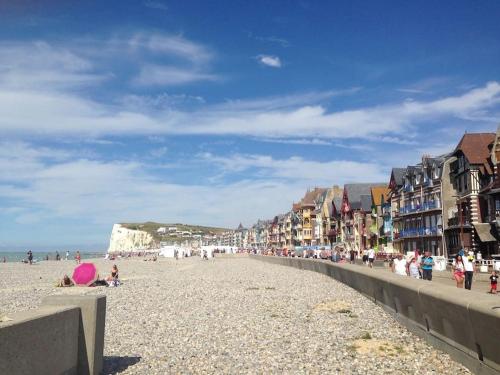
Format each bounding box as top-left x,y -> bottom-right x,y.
107,224 -> 156,253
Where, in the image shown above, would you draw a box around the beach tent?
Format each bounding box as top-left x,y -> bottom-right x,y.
159,246 -> 191,258
200,246 -> 215,258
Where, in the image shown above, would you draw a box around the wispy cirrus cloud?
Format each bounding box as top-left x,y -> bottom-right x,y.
247,32 -> 290,47
143,1 -> 168,11
257,54 -> 282,68
199,152 -> 388,184
0,41 -> 108,89
134,65 -> 218,86
0,143 -> 333,230
0,33 -> 217,91
1,78 -> 500,141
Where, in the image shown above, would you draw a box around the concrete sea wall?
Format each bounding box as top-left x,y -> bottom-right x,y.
0,295 -> 106,375
251,255 -> 500,375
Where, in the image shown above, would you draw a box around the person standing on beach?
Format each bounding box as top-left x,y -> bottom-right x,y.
420,250 -> 434,281
56,251 -> 60,261
66,250 -> 69,260
27,250 -> 33,265
75,250 -> 81,264
2,256 -> 6,263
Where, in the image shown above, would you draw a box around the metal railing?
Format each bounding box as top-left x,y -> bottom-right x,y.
399,226 -> 442,238
399,200 -> 441,215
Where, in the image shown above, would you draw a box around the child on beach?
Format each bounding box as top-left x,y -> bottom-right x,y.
75,251 -> 81,264
490,271 -> 498,294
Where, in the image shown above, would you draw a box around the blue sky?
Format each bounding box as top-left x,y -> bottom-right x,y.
1,0 -> 500,249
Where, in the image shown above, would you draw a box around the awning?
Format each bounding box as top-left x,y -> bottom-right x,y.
474,223 -> 497,242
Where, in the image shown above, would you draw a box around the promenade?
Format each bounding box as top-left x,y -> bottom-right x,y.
0,256 -> 470,374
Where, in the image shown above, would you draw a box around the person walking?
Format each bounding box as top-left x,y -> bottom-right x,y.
490,271 -> 498,294
452,254 -> 465,288
75,250 -> 81,264
65,250 -> 70,260
367,248 -> 375,268
463,252 -> 476,290
420,250 -> 434,281
349,249 -> 355,264
27,250 -> 33,265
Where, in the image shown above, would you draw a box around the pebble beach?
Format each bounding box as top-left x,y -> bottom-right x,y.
0,256 -> 470,374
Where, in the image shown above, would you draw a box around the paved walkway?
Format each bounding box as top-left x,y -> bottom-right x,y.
343,261 -> 497,293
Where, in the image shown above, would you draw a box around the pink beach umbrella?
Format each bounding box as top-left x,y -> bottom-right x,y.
72,263 -> 98,286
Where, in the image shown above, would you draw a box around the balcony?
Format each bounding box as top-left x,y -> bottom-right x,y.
447,217 -> 472,228
399,201 -> 441,216
399,227 -> 442,238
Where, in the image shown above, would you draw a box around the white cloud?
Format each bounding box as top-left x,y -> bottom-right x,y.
0,144 -> 316,228
0,143 -> 389,232
143,1 -> 168,10
259,138 -> 332,146
1,79 -> 500,140
0,41 -> 107,89
199,153 -> 388,184
129,33 -> 213,64
150,146 -> 168,158
257,55 -> 282,68
0,34 -> 217,92
134,65 -> 217,86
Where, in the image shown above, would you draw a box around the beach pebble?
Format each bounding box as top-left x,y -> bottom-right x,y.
0,257 -> 470,374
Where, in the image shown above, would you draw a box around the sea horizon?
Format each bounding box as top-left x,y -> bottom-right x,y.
0,250 -> 106,263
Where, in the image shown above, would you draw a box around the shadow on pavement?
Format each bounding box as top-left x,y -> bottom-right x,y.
102,356 -> 141,374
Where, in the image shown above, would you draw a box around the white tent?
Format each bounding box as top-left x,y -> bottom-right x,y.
200,246 -> 215,258
159,246 -> 191,258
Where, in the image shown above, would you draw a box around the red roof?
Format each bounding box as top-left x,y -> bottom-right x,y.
455,133 -> 495,175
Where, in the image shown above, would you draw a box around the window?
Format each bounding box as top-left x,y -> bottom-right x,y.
464,175 -> 468,191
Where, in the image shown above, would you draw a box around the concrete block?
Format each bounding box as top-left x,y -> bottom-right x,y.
43,295 -> 106,375
0,305 -> 79,375
418,286 -> 476,355
467,297 -> 500,372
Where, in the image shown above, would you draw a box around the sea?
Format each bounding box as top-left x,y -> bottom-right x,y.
0,250 -> 106,263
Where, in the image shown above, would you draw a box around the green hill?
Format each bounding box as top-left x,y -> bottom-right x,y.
120,222 -> 230,242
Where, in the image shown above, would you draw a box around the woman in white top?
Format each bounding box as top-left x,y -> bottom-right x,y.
407,257 -> 420,279
392,254 -> 408,276
452,255 -> 465,288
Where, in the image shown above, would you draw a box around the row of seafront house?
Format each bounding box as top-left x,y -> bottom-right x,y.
222,129 -> 500,259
